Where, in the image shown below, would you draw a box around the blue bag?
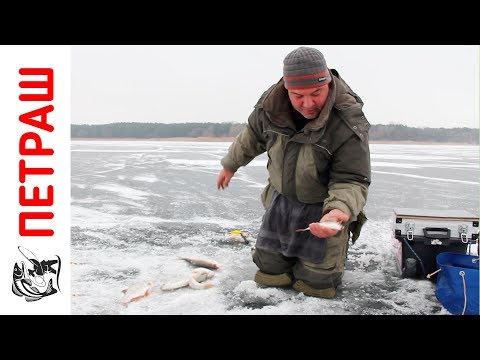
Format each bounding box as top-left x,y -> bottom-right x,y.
435,252 -> 479,315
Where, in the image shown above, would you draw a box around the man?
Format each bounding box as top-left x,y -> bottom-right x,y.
216,46 -> 371,299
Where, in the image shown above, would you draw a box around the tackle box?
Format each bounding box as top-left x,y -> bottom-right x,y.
392,208 -> 479,279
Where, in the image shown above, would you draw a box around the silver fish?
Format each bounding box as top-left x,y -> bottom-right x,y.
295,220 -> 344,233
178,256 -> 219,270
188,268 -> 215,290
188,276 -> 215,290
160,278 -> 189,291
191,267 -> 215,282
161,267 -> 215,291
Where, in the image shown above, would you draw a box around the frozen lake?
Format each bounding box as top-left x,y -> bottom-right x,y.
71,141 -> 479,315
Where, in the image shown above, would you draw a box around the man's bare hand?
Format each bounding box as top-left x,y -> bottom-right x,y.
217,168 -> 235,190
308,209 -> 350,238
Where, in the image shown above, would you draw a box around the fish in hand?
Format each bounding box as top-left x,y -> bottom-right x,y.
295,220 -> 344,233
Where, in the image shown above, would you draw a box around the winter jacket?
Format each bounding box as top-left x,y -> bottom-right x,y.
221,69 -> 371,222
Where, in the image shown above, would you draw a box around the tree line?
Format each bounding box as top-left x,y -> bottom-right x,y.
71,122 -> 479,144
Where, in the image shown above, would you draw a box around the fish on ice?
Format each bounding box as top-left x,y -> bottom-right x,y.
121,281 -> 153,307
189,276 -> 214,290
189,267 -> 215,290
161,267 -> 215,291
177,256 -> 219,270
160,278 -> 189,291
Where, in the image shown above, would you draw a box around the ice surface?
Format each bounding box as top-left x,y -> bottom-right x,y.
71,141 -> 479,315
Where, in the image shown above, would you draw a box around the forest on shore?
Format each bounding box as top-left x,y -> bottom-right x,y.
71,123 -> 479,144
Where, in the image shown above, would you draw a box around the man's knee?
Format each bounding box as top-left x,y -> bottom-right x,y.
292,280 -> 337,299
254,271 -> 293,287
291,264 -> 343,298
293,261 -> 344,290
291,233 -> 349,297
252,248 -> 295,287
252,247 -> 295,275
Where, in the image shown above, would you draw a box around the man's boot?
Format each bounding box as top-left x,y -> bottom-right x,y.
292,280 -> 336,299
254,271 -> 293,287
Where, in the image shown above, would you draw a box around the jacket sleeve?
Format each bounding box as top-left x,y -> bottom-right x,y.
220,108 -> 267,173
322,132 -> 371,219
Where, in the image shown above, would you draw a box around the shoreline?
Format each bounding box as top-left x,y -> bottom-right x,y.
72,137 -> 235,142
71,137 -> 478,145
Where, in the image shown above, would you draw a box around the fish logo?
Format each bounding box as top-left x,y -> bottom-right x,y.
12,246 -> 61,302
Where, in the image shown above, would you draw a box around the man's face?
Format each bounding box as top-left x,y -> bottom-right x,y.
287,85 -> 330,119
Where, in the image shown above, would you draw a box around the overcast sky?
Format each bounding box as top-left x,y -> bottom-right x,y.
71,45 -> 479,128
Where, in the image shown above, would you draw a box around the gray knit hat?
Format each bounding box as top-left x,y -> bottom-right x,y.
283,46 -> 331,90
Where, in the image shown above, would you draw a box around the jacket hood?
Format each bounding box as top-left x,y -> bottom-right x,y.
261,69 -> 359,130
